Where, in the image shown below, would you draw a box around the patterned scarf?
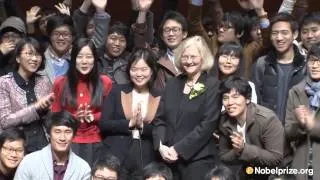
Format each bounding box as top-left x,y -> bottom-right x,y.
305,77 -> 320,110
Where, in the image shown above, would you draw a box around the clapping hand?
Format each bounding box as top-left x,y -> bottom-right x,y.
230,131 -> 245,153
0,41 -> 15,55
76,103 -> 94,123
35,93 -> 55,110
129,103 -> 143,129
295,105 -> 315,130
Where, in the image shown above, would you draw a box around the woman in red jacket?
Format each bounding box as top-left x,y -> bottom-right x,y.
51,38 -> 112,165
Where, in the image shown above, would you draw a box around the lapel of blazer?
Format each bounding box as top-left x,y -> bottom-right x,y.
171,76 -> 186,126
121,89 -> 161,123
121,91 -> 133,120
63,150 -> 75,180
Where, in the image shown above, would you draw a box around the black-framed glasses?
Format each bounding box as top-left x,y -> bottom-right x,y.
2,146 -> 24,154
52,31 -> 72,39
163,27 -> 181,35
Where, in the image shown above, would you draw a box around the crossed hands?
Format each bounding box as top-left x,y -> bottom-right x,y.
230,131 -> 245,153
76,103 -> 94,123
159,143 -> 178,163
295,105 -> 315,130
129,103 -> 143,129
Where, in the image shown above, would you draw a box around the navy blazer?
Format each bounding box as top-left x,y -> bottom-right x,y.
99,84 -> 161,163
153,73 -> 221,161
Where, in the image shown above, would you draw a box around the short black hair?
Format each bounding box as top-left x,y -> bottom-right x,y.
307,42 -> 320,60
270,12 -> 298,33
91,153 -> 121,177
45,111 -> 79,136
159,10 -> 188,35
300,12 -> 320,32
13,37 -> 45,71
126,48 -> 158,89
46,14 -> 74,37
219,11 -> 245,37
220,76 -> 252,100
0,128 -> 26,149
108,21 -> 130,43
143,162 -> 173,180
204,164 -> 235,180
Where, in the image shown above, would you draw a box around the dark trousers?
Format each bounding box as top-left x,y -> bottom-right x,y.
72,142 -> 101,166
171,156 -> 216,180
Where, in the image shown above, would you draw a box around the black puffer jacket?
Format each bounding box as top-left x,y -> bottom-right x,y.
252,45 -> 307,123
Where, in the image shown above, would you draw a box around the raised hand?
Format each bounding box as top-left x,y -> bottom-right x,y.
55,3 -> 71,16
236,0 -> 254,10
230,131 -> 245,153
26,6 -> 42,24
35,93 -> 55,110
92,0 -> 107,11
249,0 -> 264,10
137,0 -> 154,12
0,42 -> 15,55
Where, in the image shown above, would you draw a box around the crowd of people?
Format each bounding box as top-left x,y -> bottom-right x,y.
0,0 -> 319,179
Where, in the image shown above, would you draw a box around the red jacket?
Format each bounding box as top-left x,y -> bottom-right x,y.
52,75 -> 112,143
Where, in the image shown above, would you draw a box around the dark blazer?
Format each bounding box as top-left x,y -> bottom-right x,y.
99,84 -> 161,163
153,73 -> 221,161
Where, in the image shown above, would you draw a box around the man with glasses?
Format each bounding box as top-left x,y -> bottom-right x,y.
44,14 -> 73,84
91,154 -> 120,180
154,11 -> 188,90
14,111 -> 91,180
0,128 -> 25,180
0,16 -> 26,76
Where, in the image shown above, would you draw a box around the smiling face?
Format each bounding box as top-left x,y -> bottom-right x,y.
223,89 -> 249,119
161,19 -> 187,50
180,45 -> 203,77
308,56 -> 320,80
0,140 -> 24,172
17,44 -> 42,76
301,23 -> 320,50
271,21 -> 297,55
130,58 -> 152,90
50,126 -> 74,154
218,54 -> 240,76
106,33 -> 127,58
50,25 -> 72,56
76,45 -> 94,75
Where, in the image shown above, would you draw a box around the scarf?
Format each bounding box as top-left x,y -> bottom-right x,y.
305,77 -> 320,110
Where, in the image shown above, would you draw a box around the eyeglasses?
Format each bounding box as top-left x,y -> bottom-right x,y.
2,146 -> 24,154
163,27 -> 181,35
77,54 -> 94,60
92,175 -> 117,180
217,23 -> 234,31
21,52 -> 41,59
52,31 -> 72,39
181,55 -> 200,61
219,55 -> 239,62
308,55 -> 320,65
2,33 -> 21,40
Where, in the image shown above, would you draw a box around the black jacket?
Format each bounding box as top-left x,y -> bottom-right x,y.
153,73 -> 221,161
252,45 -> 306,123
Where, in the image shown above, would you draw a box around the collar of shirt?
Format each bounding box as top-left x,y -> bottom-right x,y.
13,71 -> 36,90
46,46 -> 71,64
166,49 -> 179,72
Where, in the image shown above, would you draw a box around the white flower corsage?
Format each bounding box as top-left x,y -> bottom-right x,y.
189,83 -> 206,100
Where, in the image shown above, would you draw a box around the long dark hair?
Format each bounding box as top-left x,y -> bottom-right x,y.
61,38 -> 103,107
